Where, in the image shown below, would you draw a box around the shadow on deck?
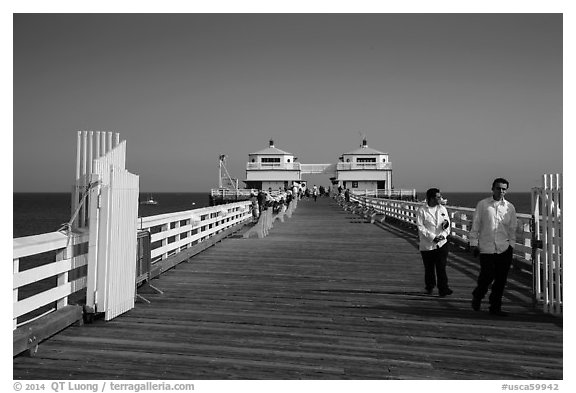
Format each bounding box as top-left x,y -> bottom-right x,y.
13,197 -> 562,380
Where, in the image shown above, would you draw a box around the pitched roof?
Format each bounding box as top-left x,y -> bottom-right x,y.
344,145 -> 387,155
250,146 -> 292,155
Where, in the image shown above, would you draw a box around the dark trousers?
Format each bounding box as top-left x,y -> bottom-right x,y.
472,246 -> 513,311
420,243 -> 450,292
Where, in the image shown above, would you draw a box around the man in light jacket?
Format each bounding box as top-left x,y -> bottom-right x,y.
416,188 -> 453,296
469,178 -> 517,316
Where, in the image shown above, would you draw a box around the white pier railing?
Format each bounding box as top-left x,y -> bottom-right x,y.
347,195 -> 534,265
13,231 -> 90,331
139,201 -> 253,265
351,188 -> 417,200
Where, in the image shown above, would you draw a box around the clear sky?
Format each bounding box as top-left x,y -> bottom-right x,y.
12,12 -> 564,193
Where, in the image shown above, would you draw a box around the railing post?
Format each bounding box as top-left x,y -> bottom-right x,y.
13,258 -> 19,329
162,223 -> 169,260
55,243 -> 72,309
175,221 -> 181,244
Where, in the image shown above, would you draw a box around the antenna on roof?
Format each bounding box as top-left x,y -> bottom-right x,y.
358,131 -> 366,147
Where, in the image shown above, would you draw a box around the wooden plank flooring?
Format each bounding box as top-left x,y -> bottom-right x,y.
13,197 -> 563,380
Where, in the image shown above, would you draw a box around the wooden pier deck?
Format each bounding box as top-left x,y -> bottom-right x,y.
13,197 -> 562,380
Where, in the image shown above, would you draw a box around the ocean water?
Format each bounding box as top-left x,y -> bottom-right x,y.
13,192 -> 212,238
432,192 -> 532,216
13,191 -> 532,238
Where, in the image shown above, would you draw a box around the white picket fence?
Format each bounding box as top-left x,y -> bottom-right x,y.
531,174 -> 562,315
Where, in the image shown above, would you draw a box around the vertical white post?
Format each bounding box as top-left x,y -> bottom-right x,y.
88,131 -> 93,175
542,175 -> 550,312
76,131 -> 81,180
101,131 -> 107,155
107,132 -> 113,153
95,131 -> 101,160
80,131 -> 88,228
523,221 -> 530,262
13,258 -> 19,330
175,221 -> 181,247
553,173 -> 562,314
82,131 -> 88,179
86,174 -> 101,312
162,224 -> 169,260
73,132 -> 82,227
532,187 -> 541,302
55,246 -> 69,309
115,132 -> 120,148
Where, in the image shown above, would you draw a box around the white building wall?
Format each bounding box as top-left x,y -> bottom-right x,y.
246,170 -> 300,181
262,181 -> 289,191
337,171 -> 390,181
346,181 -> 378,190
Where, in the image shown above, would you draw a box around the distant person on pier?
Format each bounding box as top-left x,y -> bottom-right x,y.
257,190 -> 265,217
416,188 -> 453,297
250,192 -> 259,222
344,188 -> 350,203
469,178 -> 517,317
313,185 -> 318,202
338,185 -> 343,196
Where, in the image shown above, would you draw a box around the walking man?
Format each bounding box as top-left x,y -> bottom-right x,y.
470,178 -> 517,316
416,188 -> 453,296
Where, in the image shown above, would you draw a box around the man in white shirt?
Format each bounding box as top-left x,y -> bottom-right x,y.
469,178 -> 517,316
416,188 -> 453,296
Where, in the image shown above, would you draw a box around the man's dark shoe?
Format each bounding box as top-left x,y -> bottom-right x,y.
425,288 -> 433,295
471,297 -> 481,311
489,309 -> 509,317
439,288 -> 453,297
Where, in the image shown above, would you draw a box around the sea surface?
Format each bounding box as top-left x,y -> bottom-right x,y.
434,192 -> 531,215
12,191 -> 532,238
13,193 -> 212,238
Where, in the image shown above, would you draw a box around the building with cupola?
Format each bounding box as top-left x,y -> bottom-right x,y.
244,140 -> 300,191
335,138 -> 392,191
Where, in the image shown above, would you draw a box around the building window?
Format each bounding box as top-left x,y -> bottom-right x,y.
261,157 -> 281,163
287,159 -> 291,163
352,181 -> 358,188
357,157 -> 376,163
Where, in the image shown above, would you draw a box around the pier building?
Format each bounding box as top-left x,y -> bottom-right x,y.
336,138 -> 392,192
242,137 -> 397,194
244,140 -> 299,191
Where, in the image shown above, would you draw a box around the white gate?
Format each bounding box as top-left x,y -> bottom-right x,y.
531,173 -> 562,315
74,131 -> 140,321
